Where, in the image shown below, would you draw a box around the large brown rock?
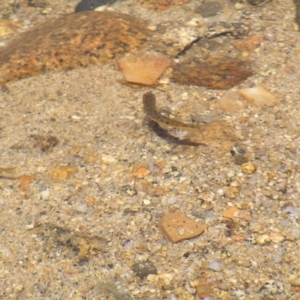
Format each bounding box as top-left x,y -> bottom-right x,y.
0,11 -> 149,82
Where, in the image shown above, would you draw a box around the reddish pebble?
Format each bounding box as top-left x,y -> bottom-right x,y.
223,206 -> 251,221
131,166 -> 151,179
158,213 -> 205,243
239,87 -> 277,107
118,52 -> 172,86
19,174 -> 36,191
233,34 -> 264,52
49,165 -> 78,182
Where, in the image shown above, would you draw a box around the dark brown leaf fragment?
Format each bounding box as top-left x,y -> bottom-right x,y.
172,57 -> 253,89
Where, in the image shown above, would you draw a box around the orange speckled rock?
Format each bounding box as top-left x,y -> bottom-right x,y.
223,206 -> 252,221
131,166 -> 151,179
158,213 -> 205,243
49,165 -> 78,182
233,34 -> 264,52
0,11 -> 149,82
138,0 -> 190,11
19,174 -> 36,191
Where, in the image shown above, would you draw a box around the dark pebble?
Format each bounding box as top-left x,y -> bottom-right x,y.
234,154 -> 249,165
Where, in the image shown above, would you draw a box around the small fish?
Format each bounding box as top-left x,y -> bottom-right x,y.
143,91 -> 201,133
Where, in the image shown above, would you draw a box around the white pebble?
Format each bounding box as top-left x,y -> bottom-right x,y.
239,87 -> 277,107
181,92 -> 188,100
208,261 -> 223,272
217,188 -> 224,196
256,234 -> 270,245
273,253 -> 282,264
167,196 -> 177,205
75,204 -> 88,213
40,189 -> 50,200
143,199 -> 151,206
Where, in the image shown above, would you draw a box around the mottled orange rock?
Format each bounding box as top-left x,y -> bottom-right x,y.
172,57 -> 253,89
196,281 -> 214,298
131,166 -> 151,179
138,0 -> 190,11
233,34 -> 264,52
0,11 -> 149,82
223,207 -> 252,221
156,160 -> 167,170
158,213 -> 205,243
19,174 -> 36,191
49,165 -> 78,182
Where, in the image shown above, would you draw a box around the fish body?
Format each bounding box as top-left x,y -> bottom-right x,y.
143,91 -> 200,132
